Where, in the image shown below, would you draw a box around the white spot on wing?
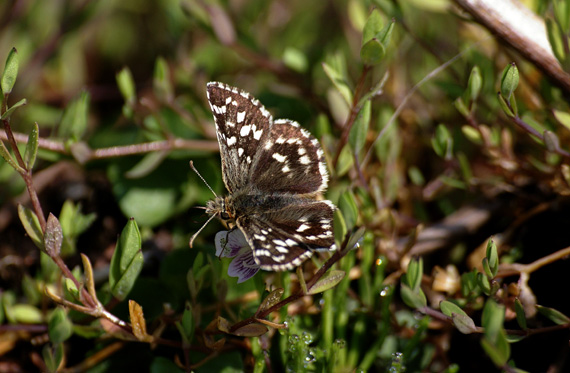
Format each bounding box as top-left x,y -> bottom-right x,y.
237,111 -> 246,123
299,155 -> 311,165
297,223 -> 310,232
253,128 -> 263,140
227,136 -> 237,146
272,153 -> 287,162
240,125 -> 251,137
238,148 -> 244,156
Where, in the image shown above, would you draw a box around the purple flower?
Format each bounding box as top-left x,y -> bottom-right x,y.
215,230 -> 260,283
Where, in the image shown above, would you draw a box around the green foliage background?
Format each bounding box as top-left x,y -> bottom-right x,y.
2,0 -> 570,372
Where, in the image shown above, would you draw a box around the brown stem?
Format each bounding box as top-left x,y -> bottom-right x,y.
0,129 -> 220,161
502,97 -> 570,158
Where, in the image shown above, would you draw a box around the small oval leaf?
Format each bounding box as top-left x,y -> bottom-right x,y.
48,307 -> 73,343
109,218 -> 143,300
308,270 -> 346,295
18,204 -> 44,251
44,213 -> 63,257
257,288 -> 284,314
1,47 -> 19,95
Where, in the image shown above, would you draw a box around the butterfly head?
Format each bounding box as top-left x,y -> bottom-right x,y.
206,196 -> 235,225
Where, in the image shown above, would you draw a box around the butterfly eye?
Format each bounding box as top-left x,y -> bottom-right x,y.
220,212 -> 230,220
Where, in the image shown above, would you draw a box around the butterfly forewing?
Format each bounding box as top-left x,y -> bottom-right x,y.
206,82 -> 273,193
250,119 -> 328,195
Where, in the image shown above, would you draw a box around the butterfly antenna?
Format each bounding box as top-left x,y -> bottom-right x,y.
189,213 -> 218,248
189,160 -> 217,198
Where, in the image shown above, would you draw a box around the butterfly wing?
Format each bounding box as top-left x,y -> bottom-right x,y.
206,82 -> 274,193
237,199 -> 336,271
249,119 -> 329,195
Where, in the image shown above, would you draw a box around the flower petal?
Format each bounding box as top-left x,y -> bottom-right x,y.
228,247 -> 260,283
215,230 -> 249,258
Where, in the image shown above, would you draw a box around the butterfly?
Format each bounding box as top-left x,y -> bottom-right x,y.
191,82 -> 336,271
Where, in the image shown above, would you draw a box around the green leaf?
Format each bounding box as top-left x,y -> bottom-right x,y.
349,100 -> 370,155
485,239 -> 498,277
345,226 -> 366,251
467,65 -> 482,104
283,47 -> 308,73
178,303 -> 194,344
0,138 -> 24,173
553,0 -> 570,33
553,109 -> 570,130
440,300 -> 468,318
338,190 -> 358,231
500,62 -> 519,100
48,307 -> 73,343
406,257 -> 423,291
44,213 -> 63,257
451,313 -> 477,334
546,17 -> 566,65
482,299 -> 505,344
11,304 -> 43,323
1,47 -> 19,95
335,142 -> 354,176
431,124 -> 452,159
153,56 -> 173,102
543,130 -> 561,152
308,270 -> 345,294
59,200 -> 97,239
376,19 -> 395,49
18,204 -> 44,251
109,218 -> 143,300
116,67 -> 136,105
536,304 -> 570,325
125,151 -> 169,179
322,61 -> 353,106
57,90 -> 90,140
257,288 -> 284,313
333,208 -> 347,244
43,343 -> 64,373
1,98 -> 27,120
498,93 -> 515,118
482,258 -> 493,280
454,97 -> 469,117
461,125 -> 482,145
400,283 -> 427,309
24,122 -> 39,170
362,8 -> 383,44
360,38 -> 385,65
481,329 -> 510,367
514,298 -> 527,330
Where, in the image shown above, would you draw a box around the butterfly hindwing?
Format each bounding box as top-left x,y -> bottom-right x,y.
236,199 -> 336,271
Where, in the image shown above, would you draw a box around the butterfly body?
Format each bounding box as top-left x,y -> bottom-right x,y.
205,82 -> 336,271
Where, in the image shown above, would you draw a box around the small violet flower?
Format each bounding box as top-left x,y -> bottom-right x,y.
215,230 -> 260,283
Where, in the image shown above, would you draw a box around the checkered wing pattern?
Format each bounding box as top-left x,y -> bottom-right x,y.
237,200 -> 336,271
206,82 -> 273,194
205,82 -> 337,272
250,119 -> 328,195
